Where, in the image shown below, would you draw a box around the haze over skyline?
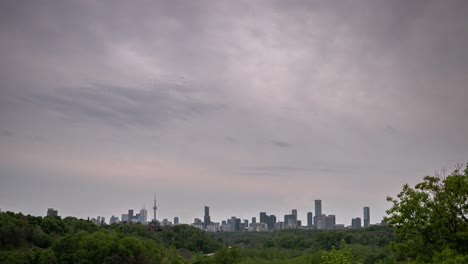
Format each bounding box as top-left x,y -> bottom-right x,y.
1,0 -> 468,225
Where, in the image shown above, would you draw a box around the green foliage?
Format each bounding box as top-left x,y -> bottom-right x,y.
0,212 -> 31,249
38,248 -> 58,264
190,255 -> 214,264
431,248 -> 468,264
0,212 -> 204,263
321,240 -> 353,264
386,164 -> 468,261
213,246 -> 242,264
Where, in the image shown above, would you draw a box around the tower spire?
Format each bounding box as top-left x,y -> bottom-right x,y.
152,192 -> 157,222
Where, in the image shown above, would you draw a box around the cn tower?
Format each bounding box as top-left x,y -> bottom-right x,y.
152,193 -> 157,221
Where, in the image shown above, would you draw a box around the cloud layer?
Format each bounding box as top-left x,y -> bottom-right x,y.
1,0 -> 468,225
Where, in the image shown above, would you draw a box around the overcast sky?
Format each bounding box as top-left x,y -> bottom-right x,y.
1,0 -> 468,226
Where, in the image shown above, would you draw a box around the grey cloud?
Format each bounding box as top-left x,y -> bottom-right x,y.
1,130 -> 13,137
224,136 -> 238,144
385,125 -> 398,135
22,82 -> 226,129
239,165 -> 337,177
271,140 -> 292,148
1,0 -> 468,225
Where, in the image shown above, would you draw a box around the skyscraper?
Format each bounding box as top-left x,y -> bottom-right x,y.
284,214 -> 295,227
174,217 -> 179,225
363,207 -> 370,227
139,206 -> 148,224
292,209 -> 297,218
314,200 -> 322,225
153,193 -> 158,222
291,209 -> 298,226
307,212 -> 313,227
204,206 -> 211,229
268,215 -> 276,230
128,209 -> 134,224
260,212 -> 267,224
234,218 -> 241,231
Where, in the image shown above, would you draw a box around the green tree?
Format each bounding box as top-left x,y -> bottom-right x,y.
385,164 -> 468,261
38,249 -> 58,264
213,246 -> 242,264
321,240 -> 353,264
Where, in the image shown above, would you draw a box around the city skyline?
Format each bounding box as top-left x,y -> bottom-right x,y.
2,1 -> 468,226
29,195 -> 376,229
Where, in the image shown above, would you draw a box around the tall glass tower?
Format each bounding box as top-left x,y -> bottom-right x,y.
314,200 -> 322,225
363,207 -> 370,227
204,206 -> 211,229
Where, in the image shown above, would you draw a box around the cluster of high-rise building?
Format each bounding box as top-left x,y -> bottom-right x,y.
350,206 -> 370,229
90,216 -> 106,226
115,206 -> 149,225
45,194 -> 374,230
190,200 -> 373,232
89,193 -> 180,227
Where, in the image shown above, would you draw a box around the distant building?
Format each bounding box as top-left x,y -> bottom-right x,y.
128,209 -> 134,224
233,217 -> 241,231
275,221 -> 285,230
221,221 -> 229,231
91,216 -> 105,226
260,212 -> 268,224
139,207 -> 148,224
204,206 -> 211,230
352,217 -> 362,229
284,214 -> 296,228
363,207 -> 370,227
109,215 -> 120,225
162,218 -> 172,226
297,220 -> 302,227
307,212 -> 313,227
380,219 -> 388,226
292,209 -> 297,218
47,208 -> 58,217
131,213 -> 140,223
252,222 -> 268,231
240,222 -> 246,231
121,214 -> 128,223
325,215 -> 335,229
268,215 -> 276,230
207,222 -> 220,232
316,214 -> 326,230
252,217 -> 256,224
174,217 -> 179,225
192,218 -> 203,230
314,200 -> 322,225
